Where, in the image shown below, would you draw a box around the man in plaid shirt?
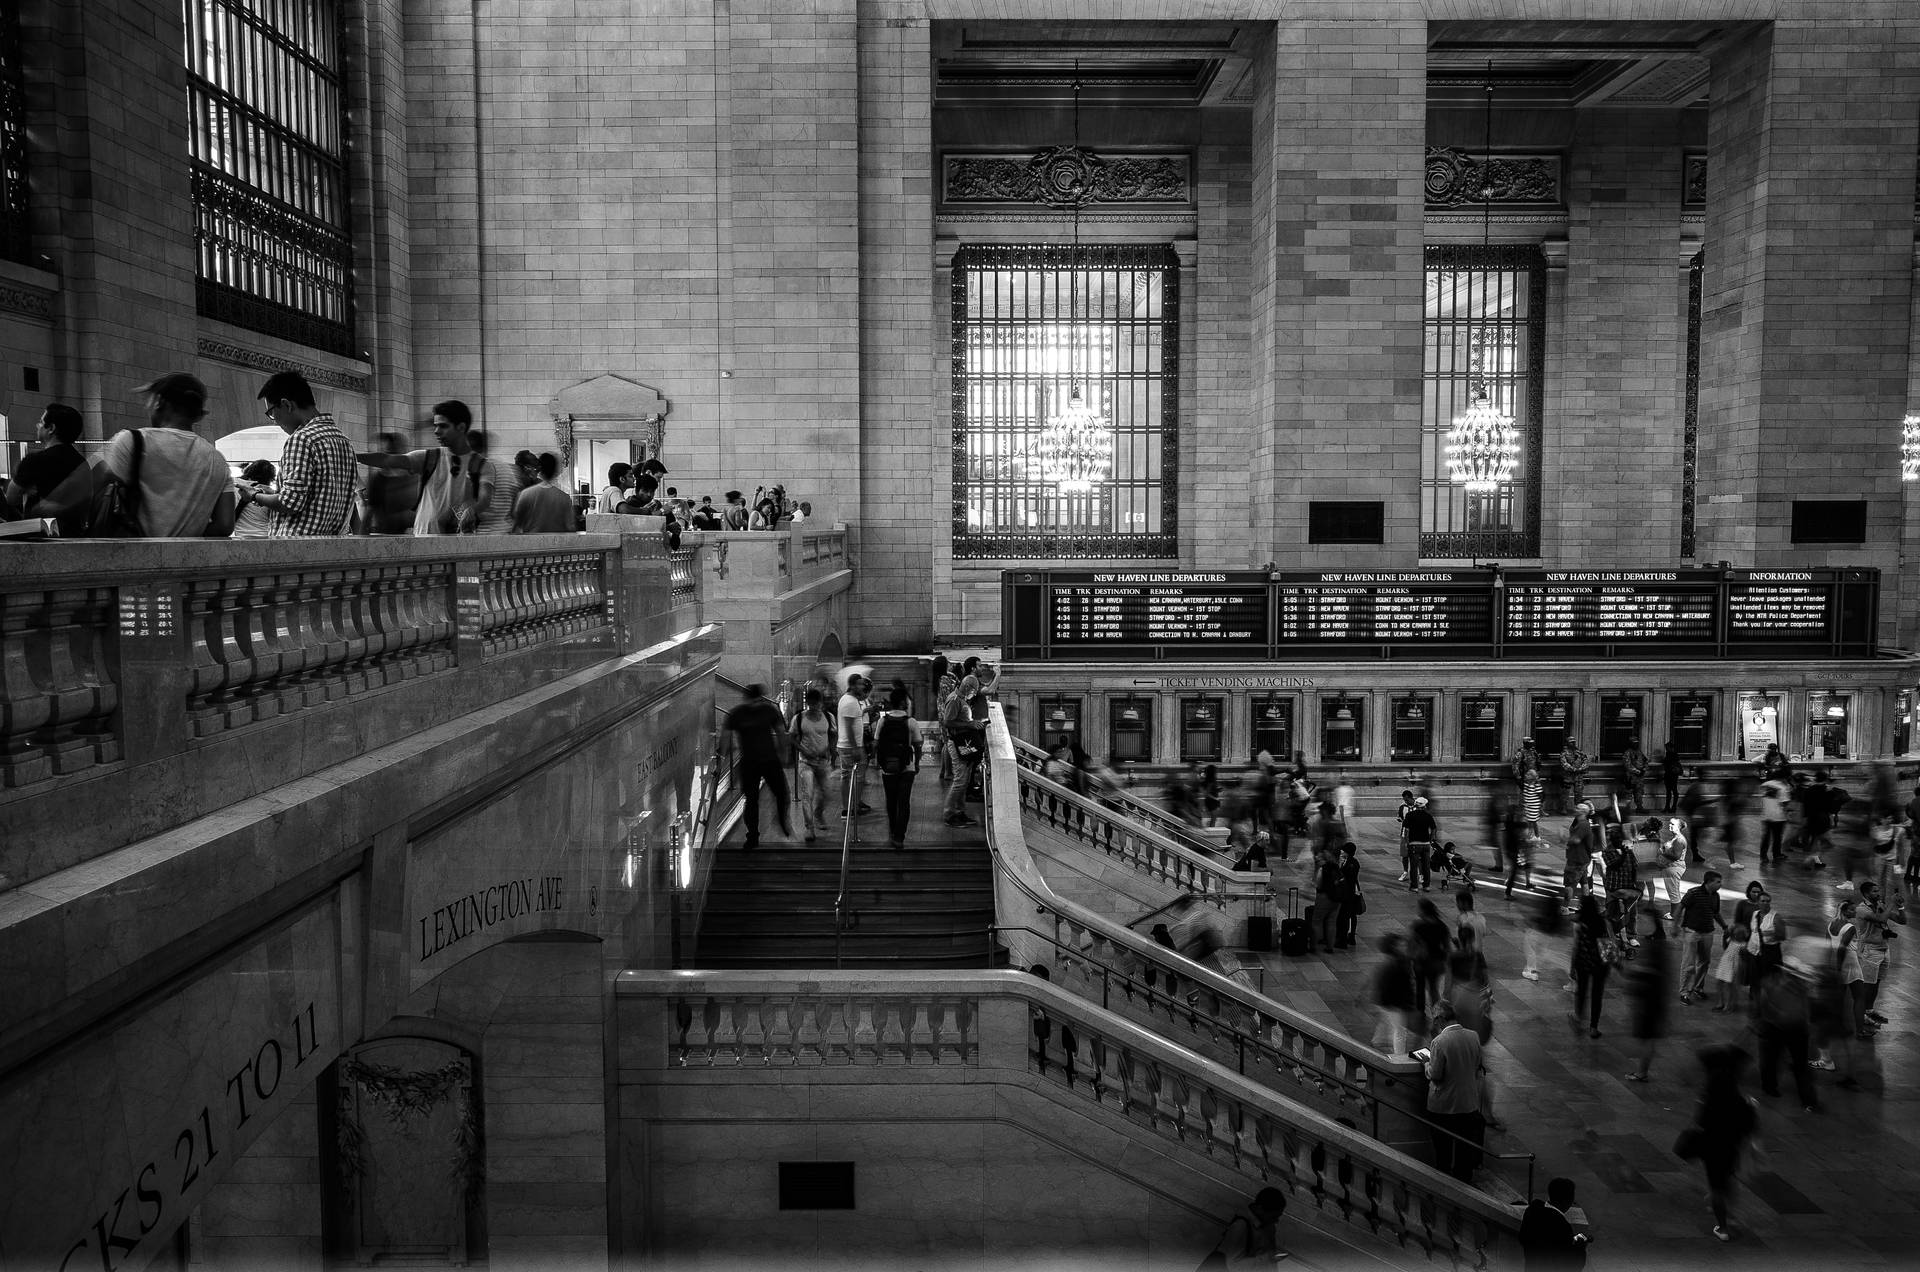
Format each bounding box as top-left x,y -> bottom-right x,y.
249,370 -> 356,536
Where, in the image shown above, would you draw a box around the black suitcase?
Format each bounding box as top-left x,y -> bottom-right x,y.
1278,886 -> 1312,957
1246,913 -> 1274,952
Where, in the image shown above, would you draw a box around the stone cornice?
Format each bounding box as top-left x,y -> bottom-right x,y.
197,337 -> 371,395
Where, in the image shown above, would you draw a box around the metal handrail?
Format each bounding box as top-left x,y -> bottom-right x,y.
833,762 -> 860,967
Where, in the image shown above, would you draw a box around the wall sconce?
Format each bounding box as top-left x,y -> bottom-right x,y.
1119,703 -> 1143,724
1263,698 -> 1287,721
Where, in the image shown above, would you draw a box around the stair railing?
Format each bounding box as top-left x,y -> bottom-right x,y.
982,705 -> 1429,1120
1013,736 -> 1226,860
833,760 -> 859,967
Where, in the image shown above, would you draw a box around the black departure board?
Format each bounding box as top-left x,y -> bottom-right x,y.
1502,571 -> 1721,646
1275,571 -> 1495,644
1046,572 -> 1270,654
1002,567 -> 1878,661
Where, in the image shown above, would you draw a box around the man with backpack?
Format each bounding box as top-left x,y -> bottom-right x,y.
872,687 -> 922,849
356,400 -> 490,534
101,373 -> 237,538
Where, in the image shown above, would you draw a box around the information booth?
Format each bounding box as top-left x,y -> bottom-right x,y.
1669,694 -> 1713,760
1181,698 -> 1224,763
1252,695 -> 1294,763
1109,697 -> 1154,764
1391,697 -> 1434,762
1599,695 -> 1644,759
1460,696 -> 1504,761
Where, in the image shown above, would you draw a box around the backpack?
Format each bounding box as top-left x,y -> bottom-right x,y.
89,428 -> 146,538
874,715 -> 915,775
420,447 -> 485,533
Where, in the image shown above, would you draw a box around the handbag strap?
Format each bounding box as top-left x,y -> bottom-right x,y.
125,427 -> 145,507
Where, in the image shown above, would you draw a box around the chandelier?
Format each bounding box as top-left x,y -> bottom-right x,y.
1902,413 -> 1920,481
1036,66 -> 1113,495
1446,65 -> 1519,493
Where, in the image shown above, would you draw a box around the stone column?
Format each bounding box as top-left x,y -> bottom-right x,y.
1696,22 -> 1920,606
1249,10 -> 1427,567
1547,111 -> 1685,564
856,2 -> 935,647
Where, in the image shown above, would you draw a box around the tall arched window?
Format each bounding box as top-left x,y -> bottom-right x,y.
185,0 -> 354,354
0,0 -> 27,264
951,243 -> 1178,559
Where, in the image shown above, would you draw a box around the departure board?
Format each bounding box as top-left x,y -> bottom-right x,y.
1046,572 -> 1270,654
1502,571 -> 1721,645
1275,571 -> 1494,644
1001,567 -> 1878,661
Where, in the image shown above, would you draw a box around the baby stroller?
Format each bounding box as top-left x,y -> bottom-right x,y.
1433,840 -> 1476,890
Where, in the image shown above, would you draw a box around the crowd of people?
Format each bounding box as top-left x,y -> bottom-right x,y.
1,371 -> 816,542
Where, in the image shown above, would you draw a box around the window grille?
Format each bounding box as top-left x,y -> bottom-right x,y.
0,1 -> 27,264
1682,249 -> 1703,558
185,0 -> 354,354
951,244 -> 1178,559
1420,245 -> 1544,559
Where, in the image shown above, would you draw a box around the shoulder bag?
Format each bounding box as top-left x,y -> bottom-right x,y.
89,429 -> 145,538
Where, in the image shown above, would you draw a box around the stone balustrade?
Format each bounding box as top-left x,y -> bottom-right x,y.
620,969 -> 1516,1267
982,704 -> 1428,1141
0,535 -> 673,892
1014,735 -> 1229,858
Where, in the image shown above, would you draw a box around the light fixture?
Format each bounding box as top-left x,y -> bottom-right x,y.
1445,63 -> 1519,493
1617,704 -> 1638,721
1191,703 -> 1216,724
1263,699 -> 1287,721
1035,65 -> 1113,495
1827,703 -> 1847,718
1903,413 -> 1920,481
1120,704 -> 1142,724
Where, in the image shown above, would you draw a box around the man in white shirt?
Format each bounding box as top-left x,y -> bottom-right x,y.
106,373 -> 236,538
837,676 -> 873,819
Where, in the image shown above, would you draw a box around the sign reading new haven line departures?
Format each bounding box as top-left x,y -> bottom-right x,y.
1002,568 -> 1878,662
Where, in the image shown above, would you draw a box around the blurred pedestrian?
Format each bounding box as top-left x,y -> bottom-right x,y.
1410,898 -> 1452,1009
1371,933 -> 1418,1056
1754,961 -> 1817,1111
1624,917 -> 1671,1081
1570,893 -> 1613,1039
1520,887 -> 1564,983
1678,1044 -> 1758,1242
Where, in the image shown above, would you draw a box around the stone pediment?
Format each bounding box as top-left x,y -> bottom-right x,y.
549,373 -> 668,423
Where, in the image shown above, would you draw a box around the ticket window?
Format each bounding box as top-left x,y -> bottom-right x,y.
1736,692 -> 1782,762
1038,696 -> 1082,753
1251,696 -> 1294,764
1599,695 -> 1644,760
1390,696 -> 1433,762
1897,691 -> 1913,758
1181,698 -> 1224,764
1530,695 -> 1572,757
1669,694 -> 1713,761
1322,696 -> 1365,762
1109,698 -> 1154,764
1807,692 -> 1852,761
1460,696 -> 1504,762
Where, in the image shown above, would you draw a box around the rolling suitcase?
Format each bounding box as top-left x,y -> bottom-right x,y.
1278,887 -> 1312,957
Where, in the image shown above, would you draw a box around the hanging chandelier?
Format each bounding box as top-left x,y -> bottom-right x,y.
1446,66 -> 1519,493
1036,66 -> 1113,495
1902,412 -> 1920,481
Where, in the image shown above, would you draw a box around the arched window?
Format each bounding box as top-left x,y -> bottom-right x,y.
0,0 -> 26,264
185,0 -> 354,354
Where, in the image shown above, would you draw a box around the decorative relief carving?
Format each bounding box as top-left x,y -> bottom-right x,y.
944,147 -> 1190,208
196,338 -> 370,394
1683,154 -> 1707,209
0,280 -> 52,321
1423,147 -> 1560,208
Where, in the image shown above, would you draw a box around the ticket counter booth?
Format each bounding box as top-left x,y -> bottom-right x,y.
1390,696 -> 1434,762
1897,691 -> 1913,758
1322,695 -> 1365,763
1109,697 -> 1154,764
1807,691 -> 1852,761
1461,695 -> 1504,761
1037,696 -> 1082,752
1599,695 -> 1643,759
1736,692 -> 1781,762
1669,694 -> 1713,760
1181,698 -> 1224,764
1531,694 -> 1572,757
1252,695 -> 1294,764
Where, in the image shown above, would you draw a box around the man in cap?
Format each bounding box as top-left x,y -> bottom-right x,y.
1402,794 -> 1438,891
105,372 -> 235,537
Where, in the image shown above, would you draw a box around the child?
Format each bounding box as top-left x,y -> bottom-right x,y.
1713,926 -> 1748,1012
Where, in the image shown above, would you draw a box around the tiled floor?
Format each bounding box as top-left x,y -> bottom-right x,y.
1237,809 -> 1920,1270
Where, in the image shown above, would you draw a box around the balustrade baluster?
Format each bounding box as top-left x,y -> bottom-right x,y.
35,589 -> 109,774
766,999 -> 795,1067
71,589 -> 120,764
681,998 -> 712,1067
851,1000 -> 877,1065
822,999 -> 851,1066
878,1000 -> 908,1066
907,1001 -> 934,1066
935,1001 -> 967,1065
794,1001 -> 823,1067
737,997 -> 767,1067
308,570 -> 351,699
0,591 -> 54,787
710,999 -> 740,1067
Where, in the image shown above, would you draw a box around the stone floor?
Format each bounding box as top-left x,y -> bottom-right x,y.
1236,807 -> 1920,1271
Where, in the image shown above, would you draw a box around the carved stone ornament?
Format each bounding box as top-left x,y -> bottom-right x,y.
1683,154 -> 1707,208
1424,147 -> 1560,208
195,337 -> 371,393
944,147 -> 1190,208
548,372 -> 668,469
0,280 -> 52,322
